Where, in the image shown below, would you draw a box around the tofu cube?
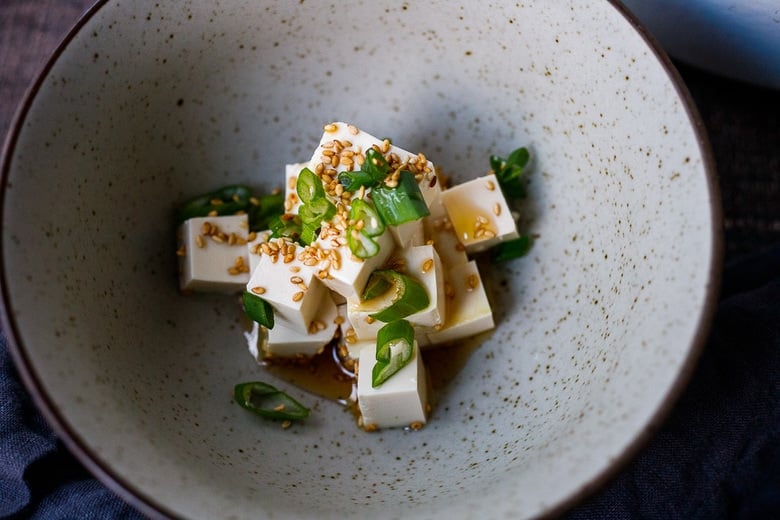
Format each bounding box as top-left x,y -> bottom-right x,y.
245,247 -> 331,334
345,244 -> 444,342
427,260 -> 494,345
263,300 -> 339,358
440,174 -> 519,254
246,229 -> 272,273
283,162 -> 308,214
357,341 -> 429,429
315,229 -> 395,300
177,215 -> 252,293
309,122 -> 439,249
423,196 -> 469,268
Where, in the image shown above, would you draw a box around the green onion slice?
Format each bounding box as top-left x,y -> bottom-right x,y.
338,148 -> 390,191
234,381 -> 310,420
300,222 -> 320,245
490,146 -> 530,199
372,320 -> 414,387
243,291 -> 275,329
346,228 -> 380,259
269,214 -> 302,242
365,270 -> 429,322
176,184 -> 252,223
361,270 -> 393,300
371,171 -> 430,225
349,199 -> 384,237
296,167 -> 326,205
493,234 -> 533,262
247,191 -> 284,231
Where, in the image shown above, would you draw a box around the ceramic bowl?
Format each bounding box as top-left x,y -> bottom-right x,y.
0,1 -> 721,518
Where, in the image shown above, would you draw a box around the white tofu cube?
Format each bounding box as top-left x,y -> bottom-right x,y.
423,196 -> 469,268
426,260 -> 494,346
283,162 -> 308,214
357,341 -> 429,429
440,174 -> 519,254
315,229 -> 395,300
263,300 -> 339,358
396,244 -> 446,328
245,247 -> 331,334
309,122 -> 439,249
177,215 -> 252,293
246,229 -> 272,273
388,220 -> 425,250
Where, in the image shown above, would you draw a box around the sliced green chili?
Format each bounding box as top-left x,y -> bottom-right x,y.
349,199 -> 384,237
337,148 -> 390,191
365,270 -> 429,322
243,291 -> 275,329
296,168 -> 326,205
176,185 -> 253,223
234,381 -> 310,420
371,171 -> 430,225
493,234 -> 533,262
346,228 -> 380,259
269,214 -> 302,242
247,191 -> 284,231
490,146 -> 530,199
372,320 -> 415,387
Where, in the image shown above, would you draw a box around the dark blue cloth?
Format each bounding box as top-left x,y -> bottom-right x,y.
1,246 -> 778,519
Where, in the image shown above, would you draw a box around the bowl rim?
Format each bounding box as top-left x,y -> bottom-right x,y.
0,1 -> 723,518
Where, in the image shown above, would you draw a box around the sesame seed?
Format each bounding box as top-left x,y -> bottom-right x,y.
364,423 -> 378,432
485,179 -> 496,191
493,203 -> 502,216
201,222 -> 212,235
292,291 -> 305,302
409,421 -> 424,431
251,286 -> 266,295
421,258 -> 434,273
290,275 -> 304,284
227,267 -> 240,276
365,316 -> 375,324
207,210 -> 218,217
195,235 -> 205,248
334,315 -> 345,325
210,234 -> 224,243
467,274 -> 479,290
347,124 -> 359,135
281,420 -> 292,429
176,245 -> 186,256
323,123 -> 338,133
273,403 -> 286,412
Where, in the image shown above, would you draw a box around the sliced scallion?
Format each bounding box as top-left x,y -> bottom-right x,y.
365,270 -> 429,322
371,171 -> 430,225
234,381 -> 310,420
372,320 -> 414,387
296,168 -> 326,204
346,228 -> 380,259
242,291 -> 275,329
269,214 -> 302,242
337,148 -> 390,191
176,185 -> 252,223
349,199 -> 384,237
247,191 -> 284,231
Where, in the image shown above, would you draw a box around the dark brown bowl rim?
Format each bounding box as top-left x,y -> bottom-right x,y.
0,1 -> 723,519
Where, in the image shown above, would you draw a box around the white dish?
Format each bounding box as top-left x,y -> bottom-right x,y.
0,1 -> 721,518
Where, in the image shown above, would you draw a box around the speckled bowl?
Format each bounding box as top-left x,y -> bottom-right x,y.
0,1 -> 721,519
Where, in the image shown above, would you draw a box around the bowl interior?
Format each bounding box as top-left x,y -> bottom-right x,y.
1,1 -> 718,518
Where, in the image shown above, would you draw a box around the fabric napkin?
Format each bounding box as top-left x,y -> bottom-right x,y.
1,245 -> 778,519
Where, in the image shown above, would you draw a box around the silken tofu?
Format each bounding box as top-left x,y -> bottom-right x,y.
246,229 -> 272,273
314,230 -> 395,300
427,260 -> 494,345
246,242 -> 334,334
423,196 -> 469,268
357,341 -> 429,430
177,215 -> 252,293
309,122 -> 439,249
440,173 -> 519,254
263,301 -> 340,357
283,162 -> 308,215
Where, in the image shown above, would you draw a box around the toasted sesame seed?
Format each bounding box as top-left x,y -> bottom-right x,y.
176,245 -> 186,256
365,316 -> 375,324
493,203 -> 502,216
485,179 -> 496,191
467,274 -> 479,290
421,258 -> 434,273
207,210 -> 218,217
323,123 -> 338,133
273,403 -> 286,412
227,267 -> 240,276
290,275 -> 304,284
409,421 -> 424,431
433,323 -> 443,331
334,315 -> 345,325
281,420 -> 292,429
483,229 -> 496,238
201,222 -> 212,234
292,291 -> 305,302
347,124 -> 359,135
364,423 -> 378,432
251,286 -> 266,295
210,234 -> 224,243
195,235 -> 205,248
